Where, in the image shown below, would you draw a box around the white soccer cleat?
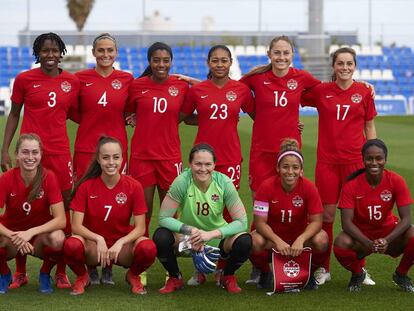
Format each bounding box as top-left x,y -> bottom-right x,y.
314,267 -> 332,285
187,271 -> 206,286
245,266 -> 261,284
362,268 -> 376,285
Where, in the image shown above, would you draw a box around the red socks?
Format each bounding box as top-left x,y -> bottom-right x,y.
0,247 -> 10,275
322,222 -> 333,271
15,253 -> 27,274
396,237 -> 414,275
40,246 -> 63,274
250,250 -> 271,273
63,237 -> 87,276
129,239 -> 157,275
334,246 -> 363,274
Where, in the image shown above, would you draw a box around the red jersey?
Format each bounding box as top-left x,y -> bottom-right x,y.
70,175 -> 147,243
253,175 -> 323,242
74,69 -> 133,153
240,68 -> 320,153
182,79 -> 254,165
0,168 -> 62,231
126,75 -> 189,160
338,170 -> 413,238
301,81 -> 377,164
10,68 -> 80,155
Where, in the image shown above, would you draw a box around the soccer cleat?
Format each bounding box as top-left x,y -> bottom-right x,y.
304,275 -> 319,290
126,270 -> 147,295
159,275 -> 184,294
393,271 -> 414,293
8,272 -> 28,289
55,273 -> 72,289
348,270 -> 366,292
362,268 -> 376,285
38,272 -> 53,294
140,271 -> 147,287
187,270 -> 206,286
88,267 -> 100,285
0,272 -> 12,294
314,267 -> 331,285
257,271 -> 273,290
221,275 -> 242,294
245,266 -> 261,284
101,266 -> 115,285
70,273 -> 90,296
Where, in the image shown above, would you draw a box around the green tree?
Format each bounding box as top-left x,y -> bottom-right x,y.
67,0 -> 95,32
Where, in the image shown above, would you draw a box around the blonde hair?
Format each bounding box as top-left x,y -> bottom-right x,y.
242,35 -> 295,78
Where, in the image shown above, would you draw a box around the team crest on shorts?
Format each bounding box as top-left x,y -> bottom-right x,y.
115,192 -> 127,204
287,79 -> 298,90
380,190 -> 392,202
112,79 -> 122,90
168,86 -> 179,97
351,93 -> 362,103
211,194 -> 220,202
292,195 -> 303,208
226,91 -> 237,102
283,260 -> 300,278
61,81 -> 72,92
36,189 -> 44,199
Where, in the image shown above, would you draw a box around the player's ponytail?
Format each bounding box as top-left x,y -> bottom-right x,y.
242,35 -> 295,78
140,42 -> 173,78
71,136 -> 123,199
15,133 -> 45,203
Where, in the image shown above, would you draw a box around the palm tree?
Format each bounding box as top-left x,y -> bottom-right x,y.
67,0 -> 95,32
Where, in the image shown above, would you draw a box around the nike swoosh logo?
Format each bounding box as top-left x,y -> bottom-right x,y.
86,83 -> 94,87
10,193 -> 17,197
325,95 -> 334,98
201,95 -> 208,98
271,200 -> 278,203
188,194 -> 194,197
263,81 -> 271,85
356,196 -> 364,199
141,90 -> 149,94
33,84 -> 41,88
90,195 -> 98,199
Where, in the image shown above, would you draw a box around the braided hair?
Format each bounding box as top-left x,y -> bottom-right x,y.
33,32 -> 66,64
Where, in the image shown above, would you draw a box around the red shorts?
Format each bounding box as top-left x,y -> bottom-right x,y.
359,218 -> 398,241
315,161 -> 363,205
73,151 -> 128,181
215,163 -> 242,190
42,153 -> 73,192
249,149 -> 277,192
129,158 -> 182,190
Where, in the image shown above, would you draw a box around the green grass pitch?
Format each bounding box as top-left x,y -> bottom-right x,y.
1,115 -> 414,310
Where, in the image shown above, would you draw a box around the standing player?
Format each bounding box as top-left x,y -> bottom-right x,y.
64,136 -> 157,295
334,139 -> 414,292
0,134 -> 66,294
181,45 -> 254,191
301,47 -> 377,285
153,143 -> 251,294
250,139 -> 327,290
240,36 -> 320,196
0,33 -> 79,289
73,33 -> 133,285
126,42 -> 189,236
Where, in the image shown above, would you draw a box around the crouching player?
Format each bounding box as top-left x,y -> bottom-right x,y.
0,134 -> 66,294
249,139 -> 328,290
63,136 -> 157,295
153,143 -> 252,294
334,139 -> 414,292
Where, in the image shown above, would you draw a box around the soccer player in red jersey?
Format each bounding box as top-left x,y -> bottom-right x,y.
182,45 -> 254,191
240,36 -> 320,195
64,136 -> 156,295
334,139 -> 414,292
0,33 -> 78,289
126,42 -> 189,236
0,134 -> 66,294
73,33 -> 133,180
301,47 -> 377,285
249,139 -> 327,290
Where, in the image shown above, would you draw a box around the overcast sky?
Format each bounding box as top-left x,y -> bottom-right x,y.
1,0 -> 413,47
